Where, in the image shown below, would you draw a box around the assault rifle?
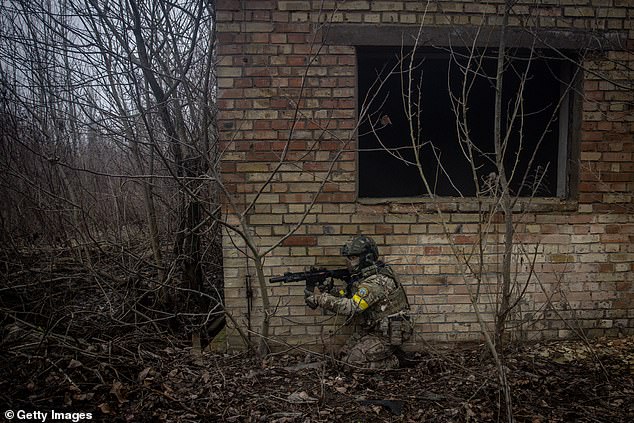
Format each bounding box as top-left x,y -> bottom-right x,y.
269,267 -> 353,298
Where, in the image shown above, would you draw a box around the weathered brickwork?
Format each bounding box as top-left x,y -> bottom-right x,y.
217,0 -> 633,350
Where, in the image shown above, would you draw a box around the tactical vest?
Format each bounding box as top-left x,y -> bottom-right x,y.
358,264 -> 410,329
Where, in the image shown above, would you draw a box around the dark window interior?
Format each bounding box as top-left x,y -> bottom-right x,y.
357,47 -> 571,198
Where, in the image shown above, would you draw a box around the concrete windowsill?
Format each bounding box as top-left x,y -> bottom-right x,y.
357,197 -> 579,213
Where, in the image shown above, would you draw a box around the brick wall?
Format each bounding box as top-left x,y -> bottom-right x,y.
217,0 -> 633,350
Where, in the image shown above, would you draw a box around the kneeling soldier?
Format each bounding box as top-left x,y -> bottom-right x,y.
305,235 -> 412,370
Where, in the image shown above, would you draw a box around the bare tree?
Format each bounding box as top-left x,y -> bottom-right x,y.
0,0 -> 222,346
354,1 -> 623,420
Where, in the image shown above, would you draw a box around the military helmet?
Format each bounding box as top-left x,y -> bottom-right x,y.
341,235 -> 379,269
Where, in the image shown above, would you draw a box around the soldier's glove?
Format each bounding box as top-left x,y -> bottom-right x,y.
328,286 -> 346,297
304,289 -> 319,310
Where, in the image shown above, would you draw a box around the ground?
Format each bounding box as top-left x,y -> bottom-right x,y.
2,334 -> 633,422
1,249 -> 632,422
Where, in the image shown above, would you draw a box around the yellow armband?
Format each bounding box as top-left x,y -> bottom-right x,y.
352,294 -> 369,310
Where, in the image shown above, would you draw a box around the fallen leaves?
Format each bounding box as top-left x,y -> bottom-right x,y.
3,336 -> 634,422
67,359 -> 83,369
286,391 -> 318,404
98,403 -> 113,415
138,366 -> 153,383
110,380 -> 127,404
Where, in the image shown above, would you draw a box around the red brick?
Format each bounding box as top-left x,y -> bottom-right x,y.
600,173 -> 633,182
235,99 -> 253,108
282,235 -> 318,247
254,121 -> 272,130
301,162 -> 329,172
275,23 -> 311,32
217,0 -> 240,11
375,224 -> 393,234
582,131 -> 603,141
250,33 -> 269,43
220,162 -> 236,172
280,193 -> 313,203
253,78 -> 272,87
579,182 -> 599,191
245,152 -> 280,161
316,193 -> 355,203
217,0 -> 634,349
603,153 -> 631,161
424,246 -> 442,255
219,89 -> 244,98
579,193 -> 602,202
271,120 -> 290,130
235,79 -> 253,88
270,34 -> 287,44
243,1 -> 273,10
287,33 -> 308,43
287,56 -> 307,66
453,235 -> 478,245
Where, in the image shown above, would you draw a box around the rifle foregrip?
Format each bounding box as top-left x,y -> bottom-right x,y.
269,272 -> 306,283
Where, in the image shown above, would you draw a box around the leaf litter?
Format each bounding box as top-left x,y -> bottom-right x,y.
2,334 -> 633,422
2,250 -> 632,421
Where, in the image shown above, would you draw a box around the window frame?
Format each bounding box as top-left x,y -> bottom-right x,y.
320,25 -> 625,210
355,46 -> 580,202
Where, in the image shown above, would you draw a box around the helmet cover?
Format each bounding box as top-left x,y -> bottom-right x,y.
341,235 -> 379,270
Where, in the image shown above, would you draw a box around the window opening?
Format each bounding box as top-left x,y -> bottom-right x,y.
357,47 -> 575,199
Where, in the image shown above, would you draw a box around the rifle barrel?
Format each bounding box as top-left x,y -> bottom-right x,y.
269,276 -> 287,283
269,268 -> 350,284
269,272 -> 309,283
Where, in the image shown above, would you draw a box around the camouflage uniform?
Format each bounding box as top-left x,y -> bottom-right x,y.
310,263 -> 411,370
